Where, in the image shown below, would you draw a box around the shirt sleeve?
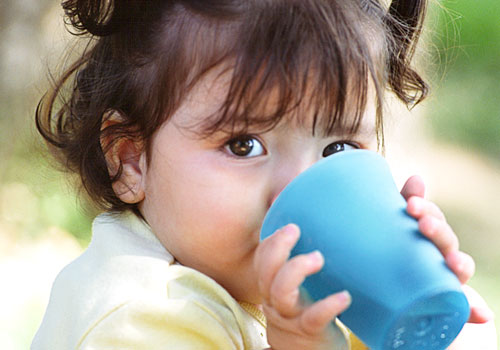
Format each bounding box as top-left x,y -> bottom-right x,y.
77,296 -> 248,350
348,331 -> 369,350
336,319 -> 369,350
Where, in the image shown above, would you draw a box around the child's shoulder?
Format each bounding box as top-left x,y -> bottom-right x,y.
33,212 -> 268,349
51,211 -> 177,305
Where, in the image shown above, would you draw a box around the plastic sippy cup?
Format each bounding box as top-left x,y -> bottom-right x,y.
260,150 -> 469,350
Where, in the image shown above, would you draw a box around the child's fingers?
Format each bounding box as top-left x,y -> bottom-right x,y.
445,250 -> 475,285
299,291 -> 352,336
255,224 -> 300,302
462,284 -> 495,324
408,197 -> 475,283
400,175 -> 426,200
468,307 -> 496,324
407,196 -> 446,221
269,251 -> 324,317
418,215 -> 459,255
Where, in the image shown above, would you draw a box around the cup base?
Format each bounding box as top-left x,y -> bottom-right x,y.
384,290 -> 469,350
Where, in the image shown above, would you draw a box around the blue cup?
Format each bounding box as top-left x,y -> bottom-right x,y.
260,150 -> 469,350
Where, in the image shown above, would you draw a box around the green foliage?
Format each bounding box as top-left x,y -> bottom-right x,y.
428,0 -> 500,160
1,122 -> 93,245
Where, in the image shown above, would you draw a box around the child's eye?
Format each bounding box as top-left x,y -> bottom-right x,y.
322,141 -> 358,157
224,136 -> 266,158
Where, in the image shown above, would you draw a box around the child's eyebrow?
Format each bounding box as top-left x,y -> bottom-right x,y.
329,121 -> 376,138
303,110 -> 377,140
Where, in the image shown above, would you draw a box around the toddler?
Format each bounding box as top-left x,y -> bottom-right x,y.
33,0 -> 496,349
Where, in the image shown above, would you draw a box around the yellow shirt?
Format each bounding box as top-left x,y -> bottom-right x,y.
32,212 -> 367,349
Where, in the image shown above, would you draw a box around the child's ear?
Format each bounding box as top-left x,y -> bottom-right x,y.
100,111 -> 146,204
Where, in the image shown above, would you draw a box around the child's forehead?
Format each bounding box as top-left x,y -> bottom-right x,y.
174,64 -> 378,139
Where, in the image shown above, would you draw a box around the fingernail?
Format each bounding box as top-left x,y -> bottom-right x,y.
309,250 -> 323,264
338,290 -> 352,305
282,223 -> 298,236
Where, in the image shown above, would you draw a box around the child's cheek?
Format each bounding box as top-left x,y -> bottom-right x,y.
197,185 -> 264,242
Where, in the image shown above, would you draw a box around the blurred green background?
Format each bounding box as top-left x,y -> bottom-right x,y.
0,0 -> 498,349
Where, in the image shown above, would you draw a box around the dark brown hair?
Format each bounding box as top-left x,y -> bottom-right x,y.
36,0 -> 428,212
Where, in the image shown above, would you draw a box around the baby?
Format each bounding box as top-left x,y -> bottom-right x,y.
32,0 -> 496,349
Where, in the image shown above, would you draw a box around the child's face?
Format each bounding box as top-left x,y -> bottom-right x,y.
138,71 -> 378,304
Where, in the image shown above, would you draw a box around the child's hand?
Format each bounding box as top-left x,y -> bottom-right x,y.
401,175 -> 494,323
255,224 -> 351,350
401,175 -> 497,348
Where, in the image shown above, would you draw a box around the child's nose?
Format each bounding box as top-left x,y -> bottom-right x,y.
269,158 -> 317,207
